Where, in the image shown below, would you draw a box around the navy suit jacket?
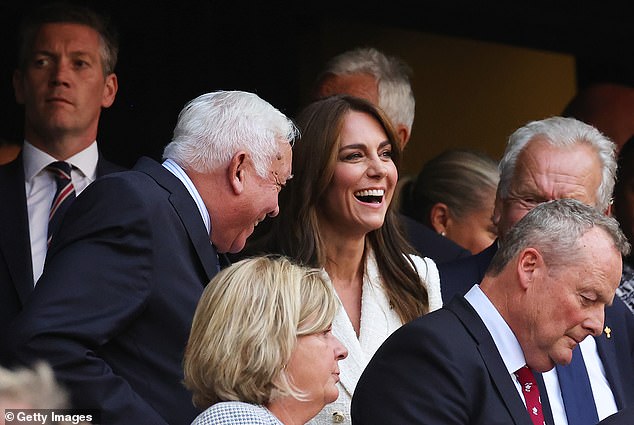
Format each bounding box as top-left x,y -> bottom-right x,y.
0,153 -> 124,335
598,406 -> 634,424
398,214 -> 471,265
3,157 -> 220,425
439,241 -> 634,411
352,296 -> 555,425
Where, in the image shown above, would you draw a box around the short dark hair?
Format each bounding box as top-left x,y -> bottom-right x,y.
17,1 -> 119,75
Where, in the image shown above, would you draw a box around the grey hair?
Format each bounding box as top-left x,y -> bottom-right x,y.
0,361 -> 69,409
488,199 -> 630,275
497,116 -> 616,212
163,91 -> 298,176
320,47 -> 415,132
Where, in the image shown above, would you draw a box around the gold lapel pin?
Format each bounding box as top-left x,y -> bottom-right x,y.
604,326 -> 612,339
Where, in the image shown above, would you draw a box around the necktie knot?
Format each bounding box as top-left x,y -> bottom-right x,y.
514,365 -> 545,425
47,161 -> 72,180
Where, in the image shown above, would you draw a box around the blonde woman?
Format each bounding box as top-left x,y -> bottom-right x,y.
183,256 -> 348,425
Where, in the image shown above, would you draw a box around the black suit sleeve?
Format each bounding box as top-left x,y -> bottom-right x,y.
5,176 -> 169,425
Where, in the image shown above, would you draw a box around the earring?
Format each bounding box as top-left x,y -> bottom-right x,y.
440,231 -> 446,237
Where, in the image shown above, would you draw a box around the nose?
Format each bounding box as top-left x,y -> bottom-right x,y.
49,60 -> 71,87
583,306 -> 605,337
367,156 -> 388,178
333,335 -> 348,360
267,203 -> 280,218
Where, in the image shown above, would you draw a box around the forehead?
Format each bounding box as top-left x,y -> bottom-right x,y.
271,141 -> 292,176
571,227 -> 622,295
512,139 -> 602,204
318,73 -> 379,105
32,22 -> 102,52
340,110 -> 387,145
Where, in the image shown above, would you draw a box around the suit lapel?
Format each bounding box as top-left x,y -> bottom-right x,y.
0,157 -> 35,301
595,303 -> 627,408
135,157 -> 219,280
327,264 -> 367,399
449,297 -> 537,425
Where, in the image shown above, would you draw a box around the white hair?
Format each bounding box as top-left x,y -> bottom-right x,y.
322,47 -> 415,132
163,91 -> 298,176
498,116 -> 616,212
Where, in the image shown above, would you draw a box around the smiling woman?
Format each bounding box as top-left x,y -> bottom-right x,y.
251,95 -> 442,425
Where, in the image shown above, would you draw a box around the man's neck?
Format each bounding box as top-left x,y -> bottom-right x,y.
26,135 -> 96,161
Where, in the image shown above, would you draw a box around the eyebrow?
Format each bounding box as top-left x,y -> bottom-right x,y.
338,140 -> 392,152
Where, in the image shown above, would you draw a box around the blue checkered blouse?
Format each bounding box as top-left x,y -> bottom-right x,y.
191,401 -> 284,425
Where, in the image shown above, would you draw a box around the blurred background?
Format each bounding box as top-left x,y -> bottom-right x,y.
1,1 -> 632,175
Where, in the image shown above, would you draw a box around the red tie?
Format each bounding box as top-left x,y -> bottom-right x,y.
47,161 -> 76,246
514,365 -> 545,425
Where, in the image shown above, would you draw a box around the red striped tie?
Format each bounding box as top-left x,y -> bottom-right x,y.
514,365 -> 545,425
47,161 -> 76,246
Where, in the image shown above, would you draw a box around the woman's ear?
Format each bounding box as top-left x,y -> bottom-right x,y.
430,202 -> 450,236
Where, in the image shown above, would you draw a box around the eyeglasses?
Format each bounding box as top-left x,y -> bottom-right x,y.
271,171 -> 293,192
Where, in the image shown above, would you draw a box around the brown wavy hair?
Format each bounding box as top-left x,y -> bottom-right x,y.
260,95 -> 429,322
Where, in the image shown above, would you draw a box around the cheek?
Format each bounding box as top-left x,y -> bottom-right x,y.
385,163 -> 398,197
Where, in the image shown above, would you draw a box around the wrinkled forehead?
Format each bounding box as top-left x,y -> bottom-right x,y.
512,141 -> 602,203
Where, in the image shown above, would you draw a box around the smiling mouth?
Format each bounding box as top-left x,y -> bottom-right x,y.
354,189 -> 384,204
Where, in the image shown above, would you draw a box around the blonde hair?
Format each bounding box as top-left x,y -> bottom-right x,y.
0,361 -> 68,409
183,256 -> 338,409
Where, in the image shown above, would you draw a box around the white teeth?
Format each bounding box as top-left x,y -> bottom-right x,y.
354,189 -> 384,197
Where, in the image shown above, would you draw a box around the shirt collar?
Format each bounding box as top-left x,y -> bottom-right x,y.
464,284 -> 527,374
22,140 -> 99,182
162,158 -> 211,234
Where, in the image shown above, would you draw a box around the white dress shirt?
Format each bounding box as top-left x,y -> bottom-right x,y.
162,159 -> 210,235
24,141 -> 98,284
464,284 -> 529,404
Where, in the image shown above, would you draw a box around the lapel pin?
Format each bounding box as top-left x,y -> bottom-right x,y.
604,326 -> 612,339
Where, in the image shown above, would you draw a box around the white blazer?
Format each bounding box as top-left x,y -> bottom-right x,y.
308,250 -> 442,425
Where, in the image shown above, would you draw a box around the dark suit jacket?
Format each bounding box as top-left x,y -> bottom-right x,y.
438,241 -> 634,412
0,153 -> 124,336
3,157 -> 219,425
352,296 -> 555,425
598,406 -> 634,424
398,213 -> 471,265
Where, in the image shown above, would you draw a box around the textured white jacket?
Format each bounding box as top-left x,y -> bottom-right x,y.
308,250 -> 442,425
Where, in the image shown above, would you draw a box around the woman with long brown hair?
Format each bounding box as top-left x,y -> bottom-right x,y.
255,95 -> 442,424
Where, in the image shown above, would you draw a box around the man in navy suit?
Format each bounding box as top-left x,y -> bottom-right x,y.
0,3 -> 124,336
439,117 -> 634,422
352,199 -> 630,424
3,91 -> 297,425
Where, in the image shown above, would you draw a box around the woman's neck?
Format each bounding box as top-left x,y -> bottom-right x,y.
267,398 -> 317,425
324,237 -> 366,286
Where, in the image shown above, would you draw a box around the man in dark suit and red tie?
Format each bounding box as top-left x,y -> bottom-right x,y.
0,2 -> 124,337
438,117 -> 634,424
352,199 -> 630,425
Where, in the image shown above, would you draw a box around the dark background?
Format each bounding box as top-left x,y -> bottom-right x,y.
1,1 -> 633,168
